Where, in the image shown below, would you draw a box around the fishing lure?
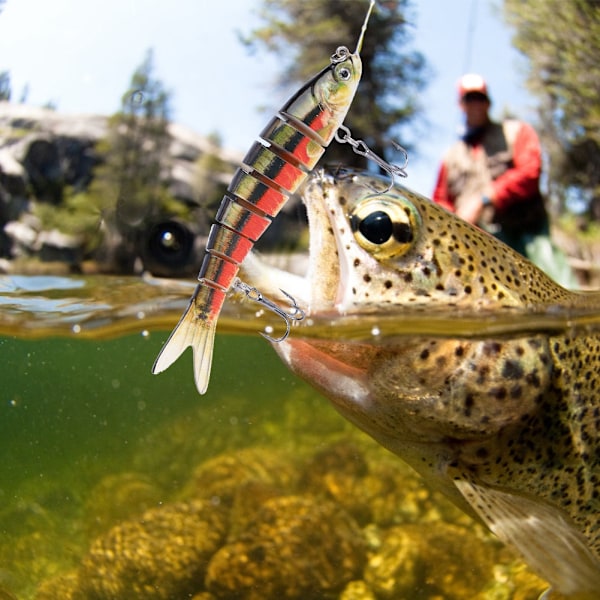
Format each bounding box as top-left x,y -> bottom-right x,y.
152,0 -> 375,394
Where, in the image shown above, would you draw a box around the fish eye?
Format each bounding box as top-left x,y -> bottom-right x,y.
350,194 -> 420,259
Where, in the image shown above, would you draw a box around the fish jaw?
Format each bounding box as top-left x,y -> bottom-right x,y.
301,171 -> 383,313
272,335 -> 476,517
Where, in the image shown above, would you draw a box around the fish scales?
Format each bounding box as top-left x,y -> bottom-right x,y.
262,168 -> 600,598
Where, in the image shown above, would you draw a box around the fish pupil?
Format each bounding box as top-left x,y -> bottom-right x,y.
354,210 -> 393,244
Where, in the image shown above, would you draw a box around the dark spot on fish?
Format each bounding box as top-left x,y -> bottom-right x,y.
455,346 -> 465,357
403,272 -> 413,283
354,258 -> 360,267
464,394 -> 475,417
502,359 -> 524,380
483,342 -> 502,355
490,387 -> 507,401
526,372 -> 541,388
476,446 -> 489,459
363,274 -> 371,283
420,348 -> 430,360
384,280 -> 393,289
510,385 -> 523,399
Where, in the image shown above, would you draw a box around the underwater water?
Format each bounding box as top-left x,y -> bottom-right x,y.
0,274 -> 557,599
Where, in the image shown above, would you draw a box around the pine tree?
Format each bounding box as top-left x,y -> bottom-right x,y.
504,0 -> 600,219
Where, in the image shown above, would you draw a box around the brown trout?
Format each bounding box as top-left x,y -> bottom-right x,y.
246,168 -> 600,598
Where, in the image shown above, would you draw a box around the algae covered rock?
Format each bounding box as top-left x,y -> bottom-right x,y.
205,495 -> 366,600
34,572 -> 82,600
78,499 -> 227,600
339,579 -> 377,600
84,471 -> 165,535
364,521 -> 497,599
184,446 -> 298,506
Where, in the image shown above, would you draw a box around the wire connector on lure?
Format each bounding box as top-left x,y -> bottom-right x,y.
335,124 -> 409,191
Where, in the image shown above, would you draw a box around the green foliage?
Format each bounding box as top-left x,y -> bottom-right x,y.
504,0 -> 600,219
53,49 -> 185,252
242,0 -> 428,167
32,187 -> 103,251
80,49 -> 178,234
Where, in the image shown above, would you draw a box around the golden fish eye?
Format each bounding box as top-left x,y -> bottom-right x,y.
349,195 -> 420,259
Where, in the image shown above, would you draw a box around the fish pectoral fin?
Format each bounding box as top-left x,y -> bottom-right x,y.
152,300 -> 216,395
452,472 -> 600,596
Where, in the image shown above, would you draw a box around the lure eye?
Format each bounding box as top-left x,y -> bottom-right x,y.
335,63 -> 353,82
350,194 -> 420,260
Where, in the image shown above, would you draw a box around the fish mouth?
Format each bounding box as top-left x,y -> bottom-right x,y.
302,167 -> 389,314
302,169 -> 346,313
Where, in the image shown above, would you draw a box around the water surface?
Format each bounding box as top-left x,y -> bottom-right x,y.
0,274 -> 559,599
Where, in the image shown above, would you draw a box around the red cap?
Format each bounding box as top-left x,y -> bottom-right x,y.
457,73 -> 489,100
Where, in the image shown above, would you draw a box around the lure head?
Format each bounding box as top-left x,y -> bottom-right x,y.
280,0 -> 373,146
312,46 -> 362,144
281,46 -> 362,147
320,46 -> 363,111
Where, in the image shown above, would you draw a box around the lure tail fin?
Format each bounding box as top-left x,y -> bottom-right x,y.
152,299 -> 216,395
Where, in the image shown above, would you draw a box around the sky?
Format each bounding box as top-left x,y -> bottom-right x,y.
0,0 -> 534,196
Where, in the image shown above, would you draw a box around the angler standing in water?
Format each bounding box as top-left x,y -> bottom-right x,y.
432,73 -> 577,288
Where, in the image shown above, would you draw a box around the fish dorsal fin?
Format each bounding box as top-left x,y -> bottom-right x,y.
452,471 -> 600,597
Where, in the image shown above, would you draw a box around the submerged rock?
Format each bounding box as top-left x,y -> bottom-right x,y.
205,495 -> 366,600
339,580 -> 377,600
84,471 -> 165,535
183,446 -> 298,506
77,499 -> 227,600
364,522 -> 498,599
34,572 -> 81,600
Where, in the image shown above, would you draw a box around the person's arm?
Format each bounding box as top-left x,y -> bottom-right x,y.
490,122 -> 542,209
432,162 -> 456,212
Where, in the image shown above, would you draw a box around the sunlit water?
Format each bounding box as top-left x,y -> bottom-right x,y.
2,274 -> 593,599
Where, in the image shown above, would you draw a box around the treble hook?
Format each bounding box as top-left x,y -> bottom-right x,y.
232,279 -> 305,343
335,124 -> 409,191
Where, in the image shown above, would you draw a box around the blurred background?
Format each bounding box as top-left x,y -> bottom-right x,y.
0,0 -> 598,285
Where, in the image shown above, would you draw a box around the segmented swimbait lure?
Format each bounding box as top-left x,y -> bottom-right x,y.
152,1 -> 375,394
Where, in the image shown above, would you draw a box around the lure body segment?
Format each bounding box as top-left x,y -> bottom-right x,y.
152,44 -> 365,394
